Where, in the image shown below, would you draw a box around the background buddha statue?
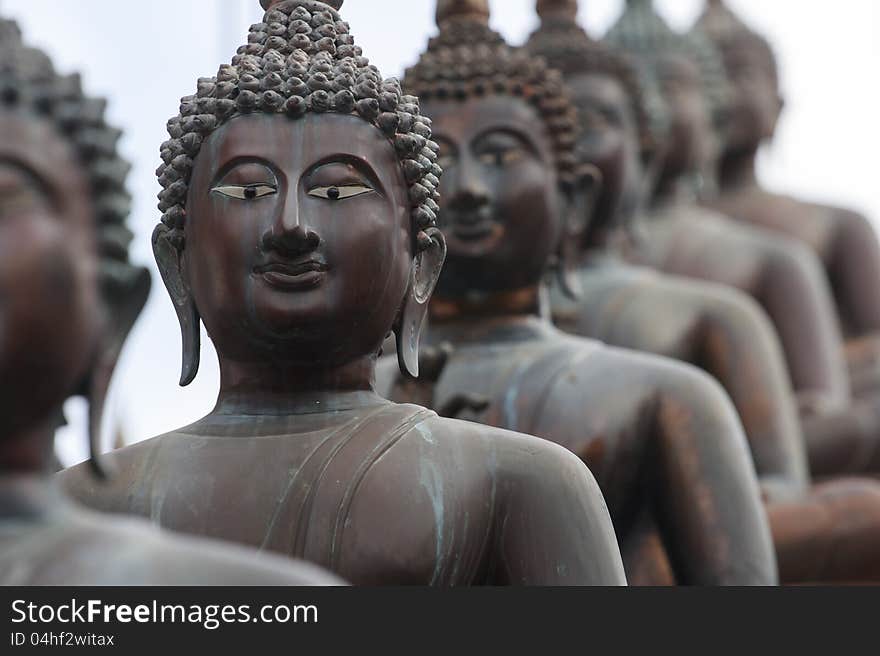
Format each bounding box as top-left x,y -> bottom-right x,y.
533,0 -> 880,480
529,1 -> 880,582
604,0 -> 854,416
396,0 -> 776,586
0,17 -> 340,585
695,0 -> 880,396
60,0 -> 626,586
530,0 -> 811,505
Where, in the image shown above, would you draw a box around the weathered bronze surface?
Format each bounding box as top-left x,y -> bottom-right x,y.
393,0 -> 777,586
531,0 -> 880,582
695,0 -> 880,395
604,0 -> 852,419
60,0 -> 626,586
0,18 -> 340,586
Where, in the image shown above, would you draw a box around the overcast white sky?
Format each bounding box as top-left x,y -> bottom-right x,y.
3,0 -> 876,463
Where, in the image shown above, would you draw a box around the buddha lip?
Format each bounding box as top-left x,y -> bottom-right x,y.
451,219 -> 497,241
254,259 -> 328,289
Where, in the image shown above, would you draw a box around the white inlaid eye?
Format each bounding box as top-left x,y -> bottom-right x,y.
212,184 -> 277,200
308,185 -> 374,201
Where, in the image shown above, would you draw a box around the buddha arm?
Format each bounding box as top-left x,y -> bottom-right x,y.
757,244 -> 851,413
800,398 -> 880,477
650,366 -> 778,585
494,439 -> 627,586
690,291 -> 810,499
828,208 -> 880,339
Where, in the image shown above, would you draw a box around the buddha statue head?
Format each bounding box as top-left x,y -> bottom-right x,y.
526,0 -> 660,246
405,0 -> 591,301
694,0 -> 782,155
0,20 -> 149,475
153,0 -> 445,381
605,0 -> 728,196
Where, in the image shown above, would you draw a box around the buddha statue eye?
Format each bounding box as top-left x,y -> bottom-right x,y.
477,148 -> 524,167
212,184 -> 277,200
308,184 -> 374,201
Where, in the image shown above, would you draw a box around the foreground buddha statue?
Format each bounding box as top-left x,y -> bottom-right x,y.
528,2 -> 880,582
61,0 -> 625,586
393,0 -> 776,585
695,0 -> 880,395
0,18 -> 339,585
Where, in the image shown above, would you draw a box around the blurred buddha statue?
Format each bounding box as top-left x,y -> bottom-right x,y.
60,0 -> 626,586
392,0 -> 777,586
531,0 -> 880,582
696,0 -> 880,398
529,0 -> 810,501
604,0 -> 853,423
0,17 -> 340,586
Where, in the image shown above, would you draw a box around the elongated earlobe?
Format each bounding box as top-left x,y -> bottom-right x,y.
558,165 -> 602,299
85,345 -> 114,480
152,224 -> 200,386
395,228 -> 447,378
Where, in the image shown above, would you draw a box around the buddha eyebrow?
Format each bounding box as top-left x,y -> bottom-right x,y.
471,125 -> 544,159
0,156 -> 58,208
211,156 -> 277,186
304,154 -> 384,194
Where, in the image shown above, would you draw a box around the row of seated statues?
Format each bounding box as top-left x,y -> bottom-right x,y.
2,0 -> 880,585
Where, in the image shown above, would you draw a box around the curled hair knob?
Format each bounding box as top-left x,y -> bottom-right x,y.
260,0 -> 343,10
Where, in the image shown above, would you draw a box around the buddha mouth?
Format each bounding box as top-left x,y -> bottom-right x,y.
254,259 -> 328,290
446,220 -> 505,257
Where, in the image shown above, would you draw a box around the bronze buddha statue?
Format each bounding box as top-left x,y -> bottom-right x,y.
533,0 -> 880,480
529,0 -> 810,502
60,0 -> 626,586
0,18 -> 339,586
602,0 -> 853,420
392,0 -> 777,586
529,0 -> 880,582
695,0 -> 880,396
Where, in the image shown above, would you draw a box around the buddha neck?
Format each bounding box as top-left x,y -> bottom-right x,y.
213,354 -> 386,417
652,169 -> 700,209
718,144 -> 761,192
432,285 -> 544,322
0,414 -> 58,476
0,473 -> 64,521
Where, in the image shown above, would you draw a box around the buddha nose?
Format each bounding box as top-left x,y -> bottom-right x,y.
445,153 -> 490,214
261,190 -> 320,255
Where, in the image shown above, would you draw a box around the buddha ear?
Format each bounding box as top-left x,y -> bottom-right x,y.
395,227 -> 447,379
557,165 -> 603,299
152,224 -> 200,386
80,262 -> 151,480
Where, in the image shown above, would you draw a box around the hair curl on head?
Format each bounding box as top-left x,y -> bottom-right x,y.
0,19 -> 135,290
604,0 -> 729,126
524,2 -> 661,159
156,0 -> 441,252
403,3 -> 581,187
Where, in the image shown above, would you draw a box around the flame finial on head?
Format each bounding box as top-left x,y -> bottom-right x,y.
536,0 -> 578,20
436,0 -> 490,27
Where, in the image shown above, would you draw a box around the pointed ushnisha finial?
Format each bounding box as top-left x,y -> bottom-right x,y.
536,0 -> 578,20
436,0 -> 490,27
261,0 -> 343,10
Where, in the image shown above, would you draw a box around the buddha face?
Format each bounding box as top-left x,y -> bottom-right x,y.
0,111 -> 98,436
656,53 -> 718,181
567,72 -> 642,233
719,38 -> 782,152
425,95 -> 562,297
182,112 -> 415,368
